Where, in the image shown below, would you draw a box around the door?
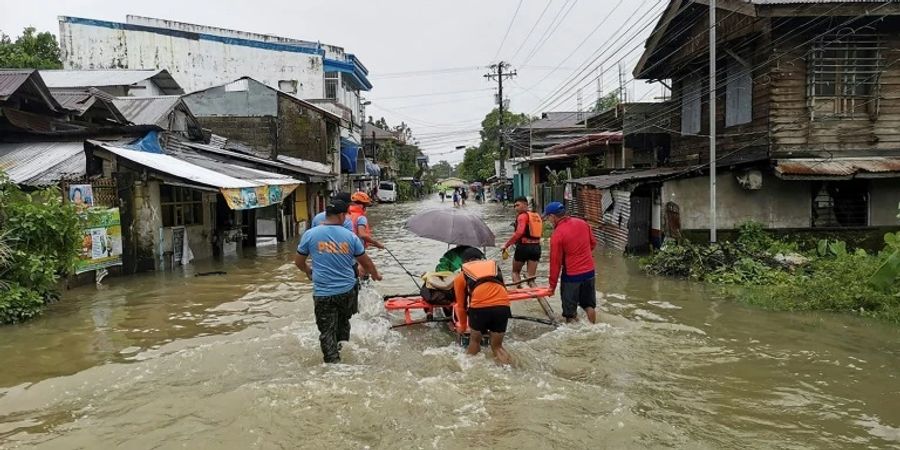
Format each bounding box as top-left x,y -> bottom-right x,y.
627,195 -> 652,253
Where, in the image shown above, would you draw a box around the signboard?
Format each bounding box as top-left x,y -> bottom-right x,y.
172,226 -> 185,265
68,184 -> 94,214
221,184 -> 299,210
75,207 -> 123,274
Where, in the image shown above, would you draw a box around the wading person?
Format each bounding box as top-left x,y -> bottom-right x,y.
501,196 -> 543,285
544,202 -> 598,324
440,191 -> 445,202
452,189 -> 460,207
295,200 -> 382,363
349,192 -> 384,250
453,248 -> 512,365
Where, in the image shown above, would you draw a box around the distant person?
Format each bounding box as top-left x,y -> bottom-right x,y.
452,189 -> 461,207
440,191 -> 446,202
295,200 -> 382,363
453,248 -> 511,365
460,188 -> 468,206
544,202 -> 598,324
501,197 -> 543,285
311,192 -> 353,230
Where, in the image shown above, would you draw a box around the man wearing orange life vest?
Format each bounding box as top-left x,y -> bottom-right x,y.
501,197 -> 543,284
453,248 -> 512,365
348,192 -> 385,250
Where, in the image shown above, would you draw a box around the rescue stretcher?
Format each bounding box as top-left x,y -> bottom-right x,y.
383,285 -> 559,333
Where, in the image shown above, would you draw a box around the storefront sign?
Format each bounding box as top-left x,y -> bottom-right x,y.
220,184 -> 298,210
75,207 -> 123,274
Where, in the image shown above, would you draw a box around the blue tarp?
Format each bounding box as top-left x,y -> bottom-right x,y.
340,138 -> 360,174
125,130 -> 164,154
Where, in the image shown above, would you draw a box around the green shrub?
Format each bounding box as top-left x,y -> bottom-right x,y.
0,175 -> 81,324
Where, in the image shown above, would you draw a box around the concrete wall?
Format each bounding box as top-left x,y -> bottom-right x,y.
182,80 -> 277,117
132,180 -> 163,270
871,179 -> 900,226
277,95 -> 330,164
59,19 -> 324,98
196,116 -> 278,157
662,170 -> 811,229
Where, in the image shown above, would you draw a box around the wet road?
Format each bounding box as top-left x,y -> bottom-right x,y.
1,199 -> 898,449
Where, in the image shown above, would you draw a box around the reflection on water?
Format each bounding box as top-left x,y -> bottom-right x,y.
0,197 -> 898,449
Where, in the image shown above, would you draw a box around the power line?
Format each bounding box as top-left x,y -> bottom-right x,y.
494,0 -> 526,61
518,0 -> 580,67
508,1 -> 555,62
370,66 -> 484,79
369,87 -> 493,101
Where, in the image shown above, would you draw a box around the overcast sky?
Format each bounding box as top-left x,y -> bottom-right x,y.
2,0 -> 666,164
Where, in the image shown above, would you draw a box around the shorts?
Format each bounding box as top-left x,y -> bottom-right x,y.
560,278 -> 597,318
513,243 -> 541,262
467,306 -> 511,334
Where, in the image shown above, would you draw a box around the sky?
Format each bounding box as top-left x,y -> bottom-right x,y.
1,0 -> 667,164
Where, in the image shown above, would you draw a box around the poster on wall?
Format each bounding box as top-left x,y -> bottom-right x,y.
75,207 -> 123,274
221,184 -> 298,210
172,226 -> 185,265
68,184 -> 94,214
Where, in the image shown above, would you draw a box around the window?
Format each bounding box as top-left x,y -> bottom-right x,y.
160,186 -> 204,227
811,181 -> 868,228
726,60 -> 752,126
278,80 -> 298,94
681,78 -> 702,135
324,72 -> 338,100
809,34 -> 882,119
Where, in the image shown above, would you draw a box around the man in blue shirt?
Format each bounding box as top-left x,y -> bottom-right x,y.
310,192 -> 354,230
295,199 -> 382,363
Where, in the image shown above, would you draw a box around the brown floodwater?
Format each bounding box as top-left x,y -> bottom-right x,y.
0,199 -> 898,449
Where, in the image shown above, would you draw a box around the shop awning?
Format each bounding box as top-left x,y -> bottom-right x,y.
94,143 -> 302,210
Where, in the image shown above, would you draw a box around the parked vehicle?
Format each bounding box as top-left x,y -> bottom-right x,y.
377,181 -> 397,203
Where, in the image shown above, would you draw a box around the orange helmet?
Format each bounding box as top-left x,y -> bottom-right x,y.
351,191 -> 372,205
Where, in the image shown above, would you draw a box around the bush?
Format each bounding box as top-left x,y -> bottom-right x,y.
642,221 -> 900,324
0,175 -> 81,324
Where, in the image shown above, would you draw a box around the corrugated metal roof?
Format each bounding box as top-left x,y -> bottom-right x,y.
0,141 -> 85,186
112,96 -> 182,126
775,158 -> 900,179
751,0 -> 892,4
0,70 -> 35,99
547,132 -> 624,155
568,167 -> 687,189
362,123 -> 398,141
276,155 -> 333,176
38,69 -> 183,94
95,143 -> 300,189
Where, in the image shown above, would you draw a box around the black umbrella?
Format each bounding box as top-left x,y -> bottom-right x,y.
405,208 -> 496,247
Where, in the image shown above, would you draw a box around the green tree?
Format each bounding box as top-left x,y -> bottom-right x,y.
431,160 -> 454,178
456,108 -> 532,182
593,88 -> 621,112
0,27 -> 62,69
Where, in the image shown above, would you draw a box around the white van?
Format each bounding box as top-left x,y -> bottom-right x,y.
377,181 -> 397,203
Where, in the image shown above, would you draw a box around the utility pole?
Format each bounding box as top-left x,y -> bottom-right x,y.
484,61 -> 517,186
709,0 -> 717,243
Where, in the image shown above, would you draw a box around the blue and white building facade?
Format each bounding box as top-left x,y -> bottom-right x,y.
58,15 -> 372,184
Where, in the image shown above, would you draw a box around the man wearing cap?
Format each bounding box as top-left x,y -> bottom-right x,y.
349,192 -> 385,250
311,192 -> 354,230
543,201 -> 598,324
295,199 -> 382,363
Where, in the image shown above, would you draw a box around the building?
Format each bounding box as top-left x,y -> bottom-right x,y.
566,0 -> 900,252
40,69 -> 184,96
508,111 -> 589,157
57,15 -> 372,146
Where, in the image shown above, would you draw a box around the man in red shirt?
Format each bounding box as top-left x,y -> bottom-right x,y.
501,197 -> 543,284
543,202 -> 598,323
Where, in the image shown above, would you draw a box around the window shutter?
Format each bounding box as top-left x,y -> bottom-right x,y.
681,79 -> 701,135
726,61 -> 752,126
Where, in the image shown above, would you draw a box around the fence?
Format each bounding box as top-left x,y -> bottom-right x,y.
535,183 -> 565,213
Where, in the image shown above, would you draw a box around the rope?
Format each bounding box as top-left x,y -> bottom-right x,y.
384,247 -> 422,290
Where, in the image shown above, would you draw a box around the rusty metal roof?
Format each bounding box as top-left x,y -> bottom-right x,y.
112,96 -> 183,126
547,132 -> 624,155
0,70 -> 35,100
0,141 -> 85,186
775,158 -> 900,179
568,167 -> 687,189
0,70 -> 64,111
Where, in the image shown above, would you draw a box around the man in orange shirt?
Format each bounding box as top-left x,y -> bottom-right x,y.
453,248 -> 511,365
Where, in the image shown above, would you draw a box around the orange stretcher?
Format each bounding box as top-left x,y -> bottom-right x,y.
384,286 -> 556,329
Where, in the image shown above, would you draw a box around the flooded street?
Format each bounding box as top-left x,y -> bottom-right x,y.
1,199 -> 899,449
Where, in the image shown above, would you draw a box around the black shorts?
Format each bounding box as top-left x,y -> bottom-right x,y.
467,306 -> 511,334
513,243 -> 541,262
560,278 -> 597,318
